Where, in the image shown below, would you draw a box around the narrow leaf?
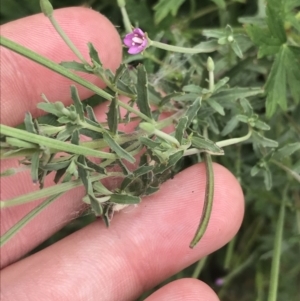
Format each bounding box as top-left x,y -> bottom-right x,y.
107,96 -> 118,135
136,65 -> 152,119
103,132 -> 135,163
70,85 -> 84,121
175,116 -> 188,144
109,194 -> 141,204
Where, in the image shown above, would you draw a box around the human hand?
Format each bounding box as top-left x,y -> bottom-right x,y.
0,7 -> 244,301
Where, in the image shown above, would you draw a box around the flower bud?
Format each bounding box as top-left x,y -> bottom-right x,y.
40,0 -> 53,17
207,57 -> 215,72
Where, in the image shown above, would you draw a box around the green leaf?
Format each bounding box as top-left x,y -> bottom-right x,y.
93,181 -> 112,195
153,0 -> 185,24
71,130 -> 80,145
221,116 -> 239,136
70,85 -> 84,121
230,40 -> 243,58
266,0 -> 287,44
245,25 -> 282,58
263,166 -> 272,190
211,0 -> 226,10
265,46 -> 289,117
185,97 -> 202,126
275,142 -> 300,159
60,61 -> 93,73
136,65 -> 152,119
252,131 -> 279,148
30,151 -> 40,184
103,132 -> 135,163
211,87 -> 264,102
107,96 -> 118,135
24,112 -> 37,134
175,116 -> 188,144
85,105 -> 98,123
191,135 -> 224,155
207,98 -> 225,116
76,155 -> 92,195
88,42 -> 102,66
109,194 -> 141,204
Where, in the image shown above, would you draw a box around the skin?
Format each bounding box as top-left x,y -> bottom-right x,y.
0,7 -> 244,301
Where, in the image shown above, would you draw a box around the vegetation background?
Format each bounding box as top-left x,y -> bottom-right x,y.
1,0 -> 299,300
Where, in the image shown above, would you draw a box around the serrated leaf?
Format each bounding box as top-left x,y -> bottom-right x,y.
254,120 -> 270,131
30,151 -> 40,184
230,40 -> 243,58
85,105 -> 98,123
213,77 -> 230,92
207,98 -> 225,115
103,132 -> 135,163
24,112 -> 37,134
266,0 -> 287,44
153,0 -> 185,24
136,65 -> 152,119
60,61 -> 93,73
88,42 -> 101,66
71,130 -> 79,145
175,116 -> 188,144
191,135 -> 224,154
140,137 -> 161,148
221,116 -> 239,136
265,46 -> 288,117
182,85 -> 203,94
93,181 -> 112,195
263,166 -> 272,190
70,85 -> 84,121
252,131 -> 279,148
276,142 -> 300,159
186,97 -> 202,126
245,25 -> 282,58
109,194 -> 141,204
77,155 -> 92,195
107,96 -> 118,135
211,87 -> 264,102
85,158 -> 106,174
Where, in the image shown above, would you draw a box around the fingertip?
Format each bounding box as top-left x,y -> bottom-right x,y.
145,278 -> 220,301
1,7 -> 122,126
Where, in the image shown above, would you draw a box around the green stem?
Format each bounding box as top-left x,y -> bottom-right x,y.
0,124 -> 117,160
0,36 -> 112,100
192,256 -> 208,278
189,152 -> 214,248
0,37 -> 152,123
271,160 -> 300,183
0,172 -> 124,209
149,40 -> 214,54
216,128 -> 252,148
1,194 -> 61,247
224,236 -> 236,269
117,0 -> 133,33
48,14 -> 89,65
267,185 -> 287,301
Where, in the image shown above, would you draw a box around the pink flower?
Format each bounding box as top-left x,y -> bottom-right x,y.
123,28 -> 148,54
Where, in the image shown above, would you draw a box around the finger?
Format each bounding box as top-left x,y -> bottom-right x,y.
1,163 -> 244,301
145,279 -> 220,301
1,7 -> 122,126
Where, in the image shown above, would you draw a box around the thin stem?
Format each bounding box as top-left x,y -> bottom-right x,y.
48,15 -> 89,65
267,185 -> 288,301
1,194 -> 61,247
117,0 -> 132,33
0,37 -> 152,123
0,124 -> 117,160
189,152 -> 214,248
192,256 -> 208,278
271,160 -> 300,183
216,128 -> 252,148
0,172 -> 124,209
0,36 -> 112,100
149,40 -> 214,54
